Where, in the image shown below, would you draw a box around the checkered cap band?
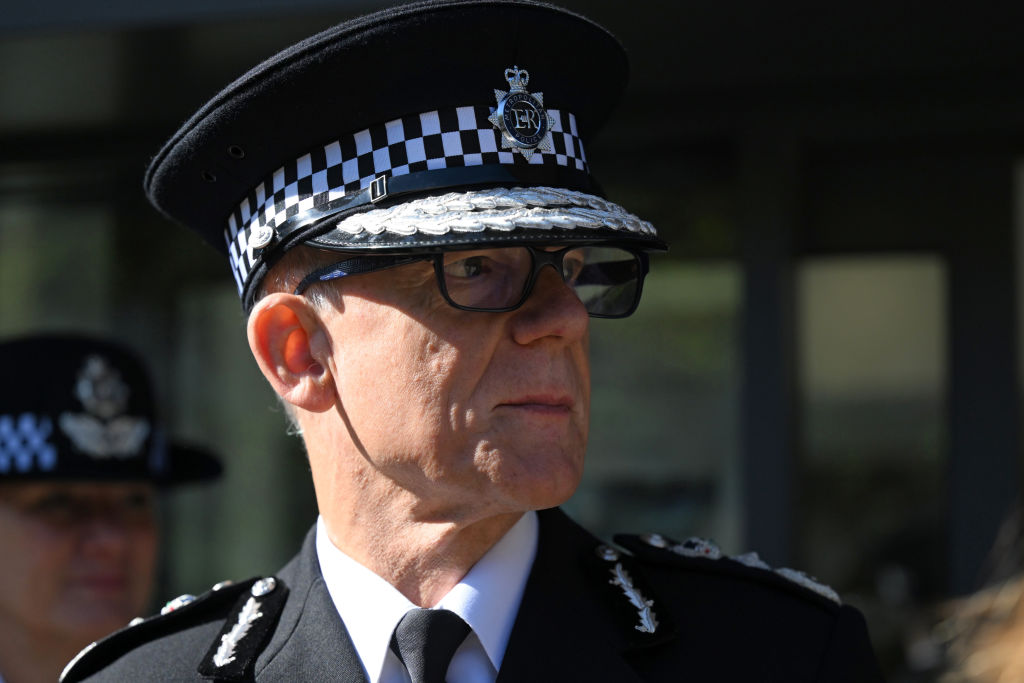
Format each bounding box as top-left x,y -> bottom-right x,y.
224,105 -> 587,294
0,413 -> 57,475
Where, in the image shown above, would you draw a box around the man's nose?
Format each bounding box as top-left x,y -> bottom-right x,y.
510,265 -> 589,346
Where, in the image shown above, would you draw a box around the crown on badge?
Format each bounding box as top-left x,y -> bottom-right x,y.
75,355 -> 130,420
504,66 -> 530,91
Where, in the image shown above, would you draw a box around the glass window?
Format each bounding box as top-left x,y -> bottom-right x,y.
796,255 -> 947,625
566,262 -> 743,550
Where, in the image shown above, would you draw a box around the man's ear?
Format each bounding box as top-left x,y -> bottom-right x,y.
247,293 -> 336,413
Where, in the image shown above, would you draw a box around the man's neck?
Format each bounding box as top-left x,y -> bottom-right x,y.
321,507 -> 523,606
302,409 -> 533,605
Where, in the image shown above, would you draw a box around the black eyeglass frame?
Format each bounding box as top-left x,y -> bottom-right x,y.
292,243 -> 651,319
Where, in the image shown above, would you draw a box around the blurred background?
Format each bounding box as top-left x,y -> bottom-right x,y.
3,1 -> 1024,679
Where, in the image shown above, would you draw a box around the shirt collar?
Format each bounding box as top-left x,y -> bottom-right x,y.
435,510 -> 537,670
315,511 -> 537,682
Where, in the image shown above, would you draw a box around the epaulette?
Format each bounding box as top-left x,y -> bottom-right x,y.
581,539 -> 676,649
61,575 -> 288,682
614,532 -> 842,609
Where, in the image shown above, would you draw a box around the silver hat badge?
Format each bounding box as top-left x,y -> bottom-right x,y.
59,355 -> 150,458
488,66 -> 556,160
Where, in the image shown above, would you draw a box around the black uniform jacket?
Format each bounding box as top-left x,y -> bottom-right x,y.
63,508 -> 884,682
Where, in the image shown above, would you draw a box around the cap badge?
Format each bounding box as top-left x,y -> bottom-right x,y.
58,355 -> 150,458
74,355 -> 128,419
488,66 -> 556,160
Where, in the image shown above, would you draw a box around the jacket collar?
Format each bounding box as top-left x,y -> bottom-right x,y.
496,508 -> 675,682
254,527 -> 370,682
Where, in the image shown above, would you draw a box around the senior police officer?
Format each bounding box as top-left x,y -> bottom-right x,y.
0,334 -> 220,683
63,1 -> 884,681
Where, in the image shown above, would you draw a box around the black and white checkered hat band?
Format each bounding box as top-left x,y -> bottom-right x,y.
224,105 -> 587,294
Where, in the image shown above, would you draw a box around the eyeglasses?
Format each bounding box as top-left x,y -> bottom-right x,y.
293,244 -> 650,318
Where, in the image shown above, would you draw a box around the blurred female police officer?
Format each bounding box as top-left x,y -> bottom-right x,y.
0,334 -> 219,683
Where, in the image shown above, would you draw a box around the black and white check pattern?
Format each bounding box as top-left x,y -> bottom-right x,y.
224,105 -> 587,293
0,413 -> 57,474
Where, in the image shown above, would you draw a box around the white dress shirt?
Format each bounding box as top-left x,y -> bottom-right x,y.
315,511 -> 538,683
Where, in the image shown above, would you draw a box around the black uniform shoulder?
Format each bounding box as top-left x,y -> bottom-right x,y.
578,528 -> 885,681
614,531 -> 843,611
596,530 -> 885,680
61,576 -> 288,683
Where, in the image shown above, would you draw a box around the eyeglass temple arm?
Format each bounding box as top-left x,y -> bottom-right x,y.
293,255 -> 426,295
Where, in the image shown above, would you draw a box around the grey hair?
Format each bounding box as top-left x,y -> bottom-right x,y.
256,245 -> 346,312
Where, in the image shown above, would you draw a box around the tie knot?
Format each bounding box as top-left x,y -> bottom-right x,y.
391,608 -> 471,683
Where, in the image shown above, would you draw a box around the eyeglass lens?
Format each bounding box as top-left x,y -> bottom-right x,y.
439,246 -> 641,316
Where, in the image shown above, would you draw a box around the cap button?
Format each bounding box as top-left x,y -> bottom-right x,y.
249,225 -> 274,249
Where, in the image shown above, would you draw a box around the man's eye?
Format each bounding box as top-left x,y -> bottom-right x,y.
446,256 -> 489,279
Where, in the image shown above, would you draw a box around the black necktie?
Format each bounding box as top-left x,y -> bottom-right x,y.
390,608 -> 471,683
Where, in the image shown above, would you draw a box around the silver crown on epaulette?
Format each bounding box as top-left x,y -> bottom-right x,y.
640,533 -> 722,560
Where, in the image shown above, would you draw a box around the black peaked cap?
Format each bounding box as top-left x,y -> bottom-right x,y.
144,0 -> 670,313
145,0 -> 627,250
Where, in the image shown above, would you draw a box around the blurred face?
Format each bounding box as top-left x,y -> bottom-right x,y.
321,251 -> 591,519
0,481 -> 158,647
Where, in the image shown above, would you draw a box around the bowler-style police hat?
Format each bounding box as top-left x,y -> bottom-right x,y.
0,334 -> 221,485
144,0 -> 666,312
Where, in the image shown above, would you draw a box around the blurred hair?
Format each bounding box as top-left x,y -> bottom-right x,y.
937,574 -> 1024,682
937,504 -> 1024,682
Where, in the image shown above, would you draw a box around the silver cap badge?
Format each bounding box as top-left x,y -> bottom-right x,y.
58,355 -> 150,458
488,66 -> 556,160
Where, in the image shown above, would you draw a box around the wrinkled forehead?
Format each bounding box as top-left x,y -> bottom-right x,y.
144,1 -> 665,314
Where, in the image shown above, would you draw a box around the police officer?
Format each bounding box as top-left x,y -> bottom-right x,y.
63,1 -> 884,681
0,333 -> 220,683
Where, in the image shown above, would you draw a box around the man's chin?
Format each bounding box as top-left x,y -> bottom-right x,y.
507,466 -> 583,512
